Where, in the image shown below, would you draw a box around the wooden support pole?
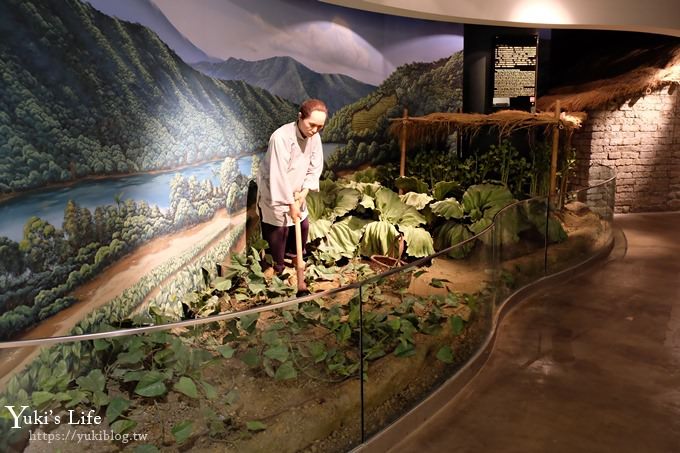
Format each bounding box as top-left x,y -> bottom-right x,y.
559,129 -> 574,208
549,100 -> 561,197
399,108 -> 408,195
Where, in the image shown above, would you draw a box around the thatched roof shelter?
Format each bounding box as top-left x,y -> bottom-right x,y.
388,109 -> 586,146
387,108 -> 587,196
538,44 -> 680,112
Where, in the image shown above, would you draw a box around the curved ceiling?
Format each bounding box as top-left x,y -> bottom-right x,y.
323,0 -> 680,37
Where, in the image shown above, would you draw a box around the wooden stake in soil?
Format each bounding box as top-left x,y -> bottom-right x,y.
294,200 -> 308,295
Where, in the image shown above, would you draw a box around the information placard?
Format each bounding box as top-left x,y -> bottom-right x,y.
493,35 -> 538,111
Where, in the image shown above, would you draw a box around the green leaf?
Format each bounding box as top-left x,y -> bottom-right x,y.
429,278 -> 449,288
318,216 -> 370,261
359,193 -> 375,210
360,221 -> 398,257
92,390 -> 110,408
395,176 -> 429,194
239,313 -> 259,333
400,192 -> 433,210
449,316 -> 465,335
436,346 -> 455,364
111,419 -> 137,435
173,377 -> 199,399
241,348 -> 260,368
93,339 -> 110,351
462,184 -> 514,220
264,345 -> 289,362
308,342 -> 327,363
332,188 -> 361,217
133,445 -> 160,453
431,198 -> 465,220
393,342 -> 416,357
64,390 -> 88,408
134,371 -> 168,397
375,187 -> 426,227
122,370 -> 147,383
248,281 -> 267,295
306,188 -> 328,221
400,226 -> 434,258
106,396 -> 131,422
262,329 -> 280,345
53,392 -> 72,402
31,391 -> 54,407
225,389 -> 239,405
116,350 -> 144,366
336,323 -> 352,343
309,218 -> 333,242
275,362 -> 297,380
171,420 -> 193,444
201,381 -> 218,400
469,217 -> 493,236
214,278 -> 232,292
246,421 -> 267,432
433,181 -> 461,201
434,221 -> 474,259
217,344 -> 235,359
76,369 -> 106,393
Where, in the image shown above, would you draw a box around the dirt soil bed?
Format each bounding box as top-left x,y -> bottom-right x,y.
22,205 -> 610,453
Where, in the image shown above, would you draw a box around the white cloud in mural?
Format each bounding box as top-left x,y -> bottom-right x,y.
151,0 -> 461,85
255,17 -> 390,85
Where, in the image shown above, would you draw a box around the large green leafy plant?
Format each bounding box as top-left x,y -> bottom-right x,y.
429,184 -> 516,257
307,180 -> 435,262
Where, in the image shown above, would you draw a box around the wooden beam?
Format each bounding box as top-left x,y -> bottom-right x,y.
549,100 -> 561,196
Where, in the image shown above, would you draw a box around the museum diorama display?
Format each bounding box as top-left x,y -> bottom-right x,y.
6,0 -> 677,451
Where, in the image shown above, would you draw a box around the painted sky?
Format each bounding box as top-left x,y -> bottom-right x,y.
90,0 -> 463,85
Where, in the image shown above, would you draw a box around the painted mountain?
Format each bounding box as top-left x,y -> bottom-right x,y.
83,0 -> 220,64
193,56 -> 377,113
0,0 -> 297,194
322,51 -> 464,173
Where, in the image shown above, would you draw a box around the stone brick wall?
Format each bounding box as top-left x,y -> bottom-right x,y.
570,84 -> 680,213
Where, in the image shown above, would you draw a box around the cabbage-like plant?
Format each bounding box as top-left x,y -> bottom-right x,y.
360,188 -> 434,258
430,184 -> 517,257
307,180 -> 361,241
307,180 -> 365,261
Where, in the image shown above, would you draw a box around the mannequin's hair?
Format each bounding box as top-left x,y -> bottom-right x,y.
299,99 -> 328,119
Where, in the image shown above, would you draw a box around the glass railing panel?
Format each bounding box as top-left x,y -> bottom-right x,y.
361,226 -> 495,439
547,168 -> 616,274
494,197 -> 551,300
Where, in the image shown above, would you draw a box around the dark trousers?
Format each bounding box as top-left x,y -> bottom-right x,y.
261,218 -> 309,274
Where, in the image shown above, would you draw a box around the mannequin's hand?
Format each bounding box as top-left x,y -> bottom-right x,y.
289,201 -> 301,222
294,188 -> 309,211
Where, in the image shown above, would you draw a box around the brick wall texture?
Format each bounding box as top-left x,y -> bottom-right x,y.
571,85 -> 680,213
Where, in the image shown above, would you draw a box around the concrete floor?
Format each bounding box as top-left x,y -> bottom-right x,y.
389,212 -> 680,453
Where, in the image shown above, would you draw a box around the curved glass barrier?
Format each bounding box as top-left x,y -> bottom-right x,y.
547,164 -> 616,274
361,227 -> 495,440
0,165 -> 617,451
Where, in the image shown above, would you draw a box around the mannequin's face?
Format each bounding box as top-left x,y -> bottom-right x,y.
298,110 -> 327,138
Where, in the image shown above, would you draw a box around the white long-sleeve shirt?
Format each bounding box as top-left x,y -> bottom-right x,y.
257,121 -> 324,226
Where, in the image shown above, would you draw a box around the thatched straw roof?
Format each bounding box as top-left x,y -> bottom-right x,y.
388,110 -> 586,145
538,44 -> 680,112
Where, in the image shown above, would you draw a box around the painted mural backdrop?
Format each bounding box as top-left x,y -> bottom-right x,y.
0,0 -> 463,350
